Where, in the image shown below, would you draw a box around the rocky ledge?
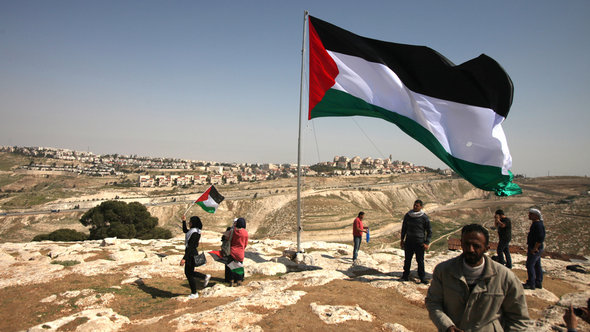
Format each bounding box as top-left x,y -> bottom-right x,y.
0,233 -> 588,331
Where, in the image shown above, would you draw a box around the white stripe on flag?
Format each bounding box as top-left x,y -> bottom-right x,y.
328,51 -> 512,174
201,195 -> 219,209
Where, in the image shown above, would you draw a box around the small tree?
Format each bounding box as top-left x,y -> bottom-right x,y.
80,200 -> 171,240
33,229 -> 88,242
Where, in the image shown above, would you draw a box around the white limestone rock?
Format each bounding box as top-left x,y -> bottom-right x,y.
108,250 -> 146,264
310,302 -> 374,324
523,288 -> 560,303
383,322 -> 413,332
27,308 -> 129,332
100,237 -> 118,246
383,323 -> 412,332
246,261 -> 288,276
0,250 -> 16,266
40,294 -> 57,303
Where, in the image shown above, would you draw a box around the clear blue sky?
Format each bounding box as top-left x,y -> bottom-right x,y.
1,1 -> 589,177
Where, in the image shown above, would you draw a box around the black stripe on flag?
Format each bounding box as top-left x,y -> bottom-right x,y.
309,16 -> 513,118
209,185 -> 225,204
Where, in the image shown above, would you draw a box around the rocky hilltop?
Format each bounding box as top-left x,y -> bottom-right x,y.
1,233 -> 588,331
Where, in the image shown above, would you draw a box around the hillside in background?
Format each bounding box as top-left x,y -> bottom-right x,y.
1,152 -> 589,257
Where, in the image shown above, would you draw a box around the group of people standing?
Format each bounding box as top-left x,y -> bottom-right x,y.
181,214 -> 249,299
492,207 -> 547,290
352,200 -> 550,331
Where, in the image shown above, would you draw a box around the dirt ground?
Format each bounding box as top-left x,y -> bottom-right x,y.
1,262 -> 582,332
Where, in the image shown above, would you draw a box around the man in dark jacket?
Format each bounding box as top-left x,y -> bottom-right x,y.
524,208 -> 546,290
401,199 -> 432,284
494,209 -> 512,268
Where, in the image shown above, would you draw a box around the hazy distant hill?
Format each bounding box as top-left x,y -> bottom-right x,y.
1,154 -> 589,256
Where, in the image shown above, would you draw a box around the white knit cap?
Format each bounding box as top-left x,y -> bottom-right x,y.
529,208 -> 542,219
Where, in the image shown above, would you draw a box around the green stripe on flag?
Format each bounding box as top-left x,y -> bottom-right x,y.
196,201 -> 217,213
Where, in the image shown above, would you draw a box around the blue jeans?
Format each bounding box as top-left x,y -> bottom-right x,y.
403,240 -> 425,280
353,236 -> 362,260
497,239 -> 512,268
525,248 -> 543,288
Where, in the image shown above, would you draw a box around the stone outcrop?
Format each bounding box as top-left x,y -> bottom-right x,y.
0,232 -> 587,331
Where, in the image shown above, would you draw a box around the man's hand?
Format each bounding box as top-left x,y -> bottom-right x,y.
563,304 -> 578,330
400,240 -> 405,250
447,326 -> 464,332
181,215 -> 186,222
423,243 -> 430,251
180,259 -> 185,266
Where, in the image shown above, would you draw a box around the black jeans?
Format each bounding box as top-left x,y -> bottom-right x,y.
403,240 -> 425,280
185,258 -> 207,294
496,239 -> 512,268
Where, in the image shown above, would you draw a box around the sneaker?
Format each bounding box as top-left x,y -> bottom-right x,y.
203,274 -> 211,287
522,283 -> 535,290
399,276 -> 409,282
420,279 -> 429,285
188,293 -> 199,299
535,284 -> 542,289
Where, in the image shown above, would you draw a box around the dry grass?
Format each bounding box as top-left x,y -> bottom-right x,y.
258,278 -> 436,332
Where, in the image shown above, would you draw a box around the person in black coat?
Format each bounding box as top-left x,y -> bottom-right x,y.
400,199 -> 432,284
180,215 -> 211,299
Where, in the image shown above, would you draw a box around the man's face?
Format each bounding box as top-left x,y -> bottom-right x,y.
528,212 -> 539,221
494,214 -> 501,223
359,214 -> 364,220
461,231 -> 488,266
413,202 -> 422,212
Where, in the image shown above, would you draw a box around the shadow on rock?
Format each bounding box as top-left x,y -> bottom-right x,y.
137,283 -> 184,299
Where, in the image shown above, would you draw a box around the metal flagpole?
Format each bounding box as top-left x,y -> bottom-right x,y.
296,10 -> 309,253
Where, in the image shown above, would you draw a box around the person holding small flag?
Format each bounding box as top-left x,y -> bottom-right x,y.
223,217 -> 249,286
180,215 -> 211,299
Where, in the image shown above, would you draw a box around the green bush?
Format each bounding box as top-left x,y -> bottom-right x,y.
80,200 -> 169,240
32,228 -> 88,242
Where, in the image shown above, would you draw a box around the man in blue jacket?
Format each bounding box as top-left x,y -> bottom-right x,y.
523,208 -> 546,290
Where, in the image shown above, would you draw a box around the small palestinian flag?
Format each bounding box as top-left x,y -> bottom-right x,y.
195,185 -> 224,213
227,260 -> 244,275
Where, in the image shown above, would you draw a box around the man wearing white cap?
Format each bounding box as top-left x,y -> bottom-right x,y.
524,208 -> 545,290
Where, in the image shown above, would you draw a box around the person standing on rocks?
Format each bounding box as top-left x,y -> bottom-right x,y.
400,200 -> 432,284
180,215 -> 211,299
224,217 -> 249,286
352,211 -> 368,262
425,224 -> 529,331
523,208 -> 546,290
494,209 -> 512,268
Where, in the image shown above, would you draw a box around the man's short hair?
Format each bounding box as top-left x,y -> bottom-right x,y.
414,199 -> 423,206
495,209 -> 504,216
358,211 -> 365,217
461,224 -> 489,245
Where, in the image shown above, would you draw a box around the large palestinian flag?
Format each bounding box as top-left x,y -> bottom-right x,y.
308,16 -> 521,196
195,185 -> 224,213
